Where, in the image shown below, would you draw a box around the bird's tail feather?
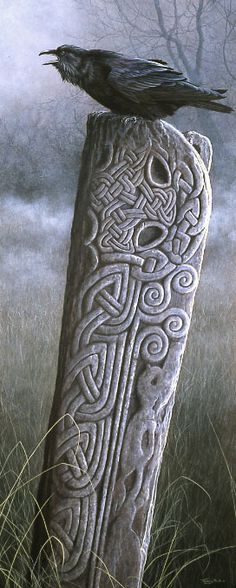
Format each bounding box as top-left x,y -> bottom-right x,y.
196,101 -> 233,113
211,88 -> 227,95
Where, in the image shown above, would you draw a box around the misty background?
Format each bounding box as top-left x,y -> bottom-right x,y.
1,0 -> 236,586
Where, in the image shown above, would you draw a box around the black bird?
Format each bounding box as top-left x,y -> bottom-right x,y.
39,45 -> 233,119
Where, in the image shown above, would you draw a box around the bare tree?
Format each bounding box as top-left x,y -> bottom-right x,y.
83,0 -> 236,175
219,0 -> 236,84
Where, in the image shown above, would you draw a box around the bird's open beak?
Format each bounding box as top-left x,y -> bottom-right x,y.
39,49 -> 58,66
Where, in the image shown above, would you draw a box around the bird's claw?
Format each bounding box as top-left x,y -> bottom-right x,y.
124,116 -> 138,125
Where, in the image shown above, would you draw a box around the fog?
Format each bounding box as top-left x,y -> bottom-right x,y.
0,0 -> 89,105
1,0 -> 235,335
0,0 -> 235,344
0,196 -> 72,287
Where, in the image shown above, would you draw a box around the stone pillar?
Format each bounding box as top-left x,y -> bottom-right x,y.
32,114 -> 212,588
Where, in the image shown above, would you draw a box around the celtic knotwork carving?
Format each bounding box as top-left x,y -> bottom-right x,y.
50,493 -> 97,577
40,115 -> 211,588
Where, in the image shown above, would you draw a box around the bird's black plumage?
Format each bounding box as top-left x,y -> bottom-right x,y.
39,45 -> 233,119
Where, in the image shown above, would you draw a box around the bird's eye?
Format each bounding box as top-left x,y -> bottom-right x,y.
58,49 -> 66,57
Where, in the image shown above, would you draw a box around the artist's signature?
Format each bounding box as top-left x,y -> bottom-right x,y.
201,579 -> 226,585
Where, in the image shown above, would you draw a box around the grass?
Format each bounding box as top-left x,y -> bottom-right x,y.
0,439 -> 41,587
0,202 -> 236,587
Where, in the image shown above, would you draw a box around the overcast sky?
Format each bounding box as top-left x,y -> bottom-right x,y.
0,0 -> 91,109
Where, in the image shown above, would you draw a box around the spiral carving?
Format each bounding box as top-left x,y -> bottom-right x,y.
140,282 -> 166,314
163,308 -> 189,339
171,266 -> 198,294
138,327 -> 169,363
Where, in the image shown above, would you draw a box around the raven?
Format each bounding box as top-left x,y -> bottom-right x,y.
39,45 -> 233,119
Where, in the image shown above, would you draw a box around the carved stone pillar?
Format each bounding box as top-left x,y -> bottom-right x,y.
33,114 -> 212,588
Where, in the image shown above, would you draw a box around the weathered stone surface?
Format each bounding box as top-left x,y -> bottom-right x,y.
33,114 -> 212,588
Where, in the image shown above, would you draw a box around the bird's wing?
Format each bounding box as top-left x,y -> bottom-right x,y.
148,58 -> 168,65
108,60 -> 218,104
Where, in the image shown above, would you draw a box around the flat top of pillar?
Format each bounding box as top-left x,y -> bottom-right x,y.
87,111 -> 212,173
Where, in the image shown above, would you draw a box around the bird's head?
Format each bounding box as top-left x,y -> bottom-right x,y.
39,45 -> 86,84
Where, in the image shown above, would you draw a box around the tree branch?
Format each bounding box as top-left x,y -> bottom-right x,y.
194,0 -> 205,81
153,0 -> 194,75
